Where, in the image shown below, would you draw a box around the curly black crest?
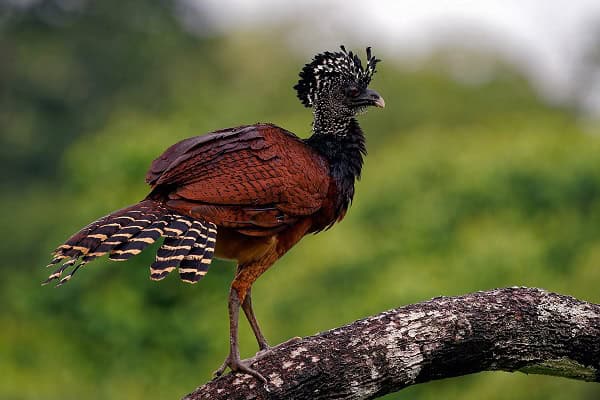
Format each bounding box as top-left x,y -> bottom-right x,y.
294,45 -> 381,108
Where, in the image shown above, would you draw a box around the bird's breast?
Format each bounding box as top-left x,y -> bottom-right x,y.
308,178 -> 351,233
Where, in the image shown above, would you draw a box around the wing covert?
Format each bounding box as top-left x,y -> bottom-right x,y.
146,124 -> 330,232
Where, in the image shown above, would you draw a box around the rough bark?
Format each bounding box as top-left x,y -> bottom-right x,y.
183,287 -> 600,400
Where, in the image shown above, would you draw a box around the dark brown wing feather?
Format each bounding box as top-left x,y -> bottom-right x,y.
147,124 -> 330,235
146,126 -> 265,186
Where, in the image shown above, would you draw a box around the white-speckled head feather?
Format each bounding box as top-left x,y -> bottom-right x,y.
294,46 -> 381,108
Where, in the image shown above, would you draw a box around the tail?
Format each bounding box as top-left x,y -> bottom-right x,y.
44,200 -> 217,286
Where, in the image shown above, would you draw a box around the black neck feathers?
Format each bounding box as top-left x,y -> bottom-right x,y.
305,117 -> 366,215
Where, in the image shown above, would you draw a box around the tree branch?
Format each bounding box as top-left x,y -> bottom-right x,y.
183,287 -> 600,400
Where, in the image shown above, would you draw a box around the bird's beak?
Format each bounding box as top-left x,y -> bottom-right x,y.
358,88 -> 385,108
372,92 -> 385,108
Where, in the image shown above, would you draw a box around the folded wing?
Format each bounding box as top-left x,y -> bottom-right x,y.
146,124 -> 330,236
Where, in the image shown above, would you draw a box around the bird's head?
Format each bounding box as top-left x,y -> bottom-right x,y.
294,46 -> 384,117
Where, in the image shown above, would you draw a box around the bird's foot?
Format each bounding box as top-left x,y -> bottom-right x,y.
243,346 -> 273,366
214,354 -> 267,384
242,335 -> 303,365
212,337 -> 302,384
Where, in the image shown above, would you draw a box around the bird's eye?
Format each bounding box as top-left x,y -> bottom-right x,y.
346,86 -> 360,98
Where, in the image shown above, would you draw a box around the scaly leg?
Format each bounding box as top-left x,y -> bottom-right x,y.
214,286 -> 267,383
242,288 -> 270,351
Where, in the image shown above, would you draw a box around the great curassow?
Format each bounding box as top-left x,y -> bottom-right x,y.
45,46 -> 385,382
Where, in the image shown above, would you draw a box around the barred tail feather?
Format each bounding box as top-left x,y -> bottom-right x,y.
178,222 -> 208,283
145,216 -> 217,283
178,221 -> 217,283
50,202 -> 157,261
149,219 -> 217,283
44,200 -> 217,286
149,218 -> 194,281
108,216 -> 169,261
106,218 -> 170,261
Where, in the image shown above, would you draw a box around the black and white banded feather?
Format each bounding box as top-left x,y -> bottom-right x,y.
44,200 -> 217,286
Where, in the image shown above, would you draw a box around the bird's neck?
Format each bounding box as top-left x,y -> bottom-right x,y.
305,110 -> 367,214
306,114 -> 366,174
311,109 -> 353,137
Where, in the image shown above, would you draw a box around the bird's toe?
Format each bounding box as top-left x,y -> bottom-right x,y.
213,354 -> 268,384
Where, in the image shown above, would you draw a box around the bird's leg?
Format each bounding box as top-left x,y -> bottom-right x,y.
214,286 -> 268,384
214,259 -> 286,382
239,288 -> 302,367
241,288 -> 270,351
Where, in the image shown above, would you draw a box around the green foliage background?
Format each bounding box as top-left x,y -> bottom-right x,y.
1,1 -> 599,399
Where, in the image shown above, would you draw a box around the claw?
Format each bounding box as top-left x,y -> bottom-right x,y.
214,354 -> 268,384
213,358 -> 229,378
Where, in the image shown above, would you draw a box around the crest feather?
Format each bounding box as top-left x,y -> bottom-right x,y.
294,45 -> 381,108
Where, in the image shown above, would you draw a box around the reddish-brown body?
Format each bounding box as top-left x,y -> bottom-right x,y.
146,123 -> 343,301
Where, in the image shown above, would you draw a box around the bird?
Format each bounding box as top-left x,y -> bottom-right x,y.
44,45 -> 385,383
